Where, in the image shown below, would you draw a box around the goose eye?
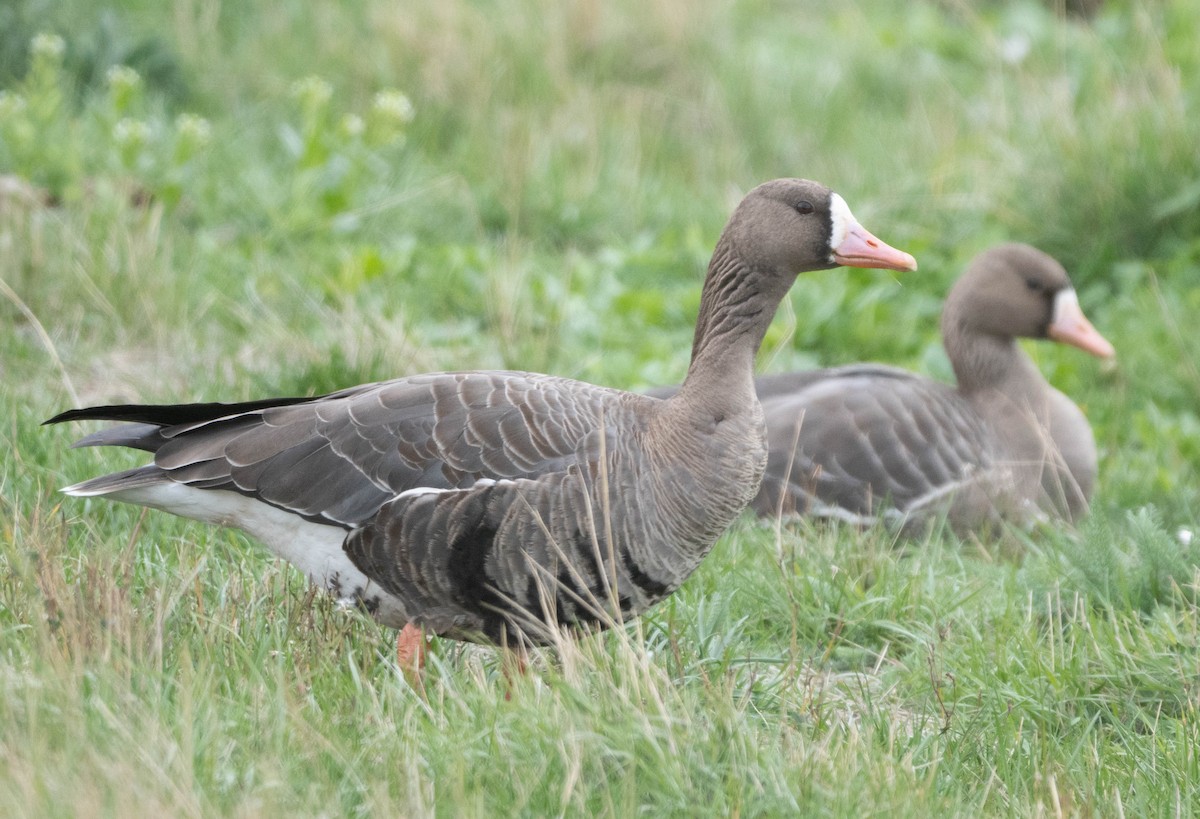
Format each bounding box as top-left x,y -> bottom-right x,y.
794,200 -> 814,215
1025,278 -> 1041,291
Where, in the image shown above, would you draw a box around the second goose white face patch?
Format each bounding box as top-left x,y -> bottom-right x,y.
1052,288 -> 1079,323
1046,287 -> 1115,358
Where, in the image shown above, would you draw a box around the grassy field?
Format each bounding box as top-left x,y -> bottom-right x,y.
3,0 -> 1200,814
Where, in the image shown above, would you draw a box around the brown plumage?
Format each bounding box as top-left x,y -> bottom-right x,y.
46,179 -> 916,649
747,243 -> 1113,532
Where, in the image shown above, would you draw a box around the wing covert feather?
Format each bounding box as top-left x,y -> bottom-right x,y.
757,371 -> 994,517
142,372 -> 636,528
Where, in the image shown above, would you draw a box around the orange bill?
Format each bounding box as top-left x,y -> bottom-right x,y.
833,222 -> 918,272
828,192 -> 917,272
1048,289 -> 1115,358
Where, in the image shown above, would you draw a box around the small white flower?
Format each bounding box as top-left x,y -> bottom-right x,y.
113,118 -> 151,148
291,75 -> 333,108
0,90 -> 27,117
372,90 -> 415,125
1179,528 -> 1195,546
175,113 -> 212,145
339,113 -> 365,138
31,33 -> 65,61
106,65 -> 144,115
106,65 -> 142,92
1000,34 -> 1031,65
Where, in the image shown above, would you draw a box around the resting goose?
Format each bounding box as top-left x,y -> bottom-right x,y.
748,243 -> 1113,532
46,179 -> 917,660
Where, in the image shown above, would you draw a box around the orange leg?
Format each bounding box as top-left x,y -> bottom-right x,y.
397,623 -> 427,687
502,646 -> 528,700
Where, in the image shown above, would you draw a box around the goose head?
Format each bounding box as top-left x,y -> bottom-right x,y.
723,179 -> 918,277
686,179 -> 917,384
943,243 -> 1114,359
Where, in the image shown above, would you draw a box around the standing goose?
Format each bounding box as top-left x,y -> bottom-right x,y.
748,243 -> 1113,532
46,179 -> 917,659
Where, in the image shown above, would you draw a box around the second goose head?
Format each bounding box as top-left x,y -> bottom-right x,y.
942,243 -> 1114,391
943,243 -> 1114,357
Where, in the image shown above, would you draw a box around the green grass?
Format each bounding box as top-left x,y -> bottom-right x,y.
3,0 -> 1200,814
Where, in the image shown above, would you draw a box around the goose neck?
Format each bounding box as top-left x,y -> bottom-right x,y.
945,321 -> 1043,397
678,239 -> 792,408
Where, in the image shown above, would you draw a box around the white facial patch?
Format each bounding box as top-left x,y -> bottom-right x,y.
828,193 -> 856,261
1052,288 -> 1078,323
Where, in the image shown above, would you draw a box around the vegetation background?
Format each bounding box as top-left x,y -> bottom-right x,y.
2,0 -> 1199,814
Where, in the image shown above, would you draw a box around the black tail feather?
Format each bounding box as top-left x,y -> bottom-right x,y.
43,395 -> 318,428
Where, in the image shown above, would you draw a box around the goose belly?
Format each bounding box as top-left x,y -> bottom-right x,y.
106,483 -> 410,628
